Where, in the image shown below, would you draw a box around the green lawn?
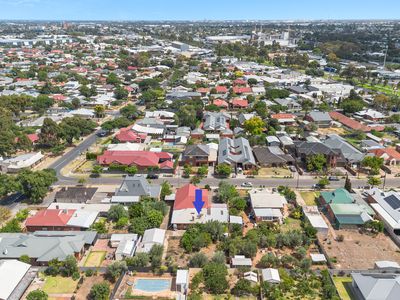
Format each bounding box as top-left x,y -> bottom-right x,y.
333,277 -> 355,300
42,275 -> 78,294
300,191 -> 320,206
84,251 -> 107,267
281,217 -> 302,232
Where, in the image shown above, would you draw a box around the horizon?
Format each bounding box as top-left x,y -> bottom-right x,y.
0,0 -> 399,21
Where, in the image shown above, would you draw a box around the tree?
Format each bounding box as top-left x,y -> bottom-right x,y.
160,181 -> 172,200
38,118 -> 60,148
232,278 -> 256,297
19,254 -> 30,264
243,116 -> 265,135
344,175 -> 352,192
202,262 -> 229,294
106,72 -> 120,85
362,156 -> 384,175
218,181 -> 239,202
106,261 -> 127,282
364,220 -> 384,233
108,204 -> 128,222
125,166 -> 138,175
89,282 -> 110,300
197,165 -> 208,177
318,177 -> 330,189
189,252 -> 208,268
120,104 -> 139,120
306,154 -> 327,172
368,176 -> 382,187
16,169 -> 57,204
27,290 -> 48,300
114,85 -> 129,100
183,164 -> 192,177
94,105 -> 105,118
126,252 -> 149,269
215,163 -> 232,177
61,255 -> 78,277
340,99 -> 365,114
91,165 -> 103,177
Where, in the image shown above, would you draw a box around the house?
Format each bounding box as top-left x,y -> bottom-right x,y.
329,111 -> 385,133
213,99 -> 229,109
0,152 -> 44,173
136,228 -> 166,254
231,98 -> 248,109
369,148 -> 400,166
0,259 -> 31,300
181,144 -> 217,167
320,188 -> 374,228
25,209 -> 98,232
262,268 -> 281,284
271,113 -> 296,125
323,134 -> 364,167
355,109 -> 386,121
97,150 -> 173,171
238,113 -> 256,125
112,175 -> 161,203
231,255 -> 252,267
294,141 -> 341,168
218,137 -> 256,170
0,231 -> 97,265
203,112 -> 230,132
171,184 -> 228,229
367,188 -> 400,246
114,234 -> 140,260
252,86 -> 266,95
115,128 -> 147,143
306,111 -> 332,128
303,206 -> 329,235
54,187 -> 98,203
110,234 -> 139,248
176,269 -> 189,294
266,136 -> 281,147
253,146 -> 294,167
351,272 -> 400,300
249,189 -> 287,223
274,98 -> 301,112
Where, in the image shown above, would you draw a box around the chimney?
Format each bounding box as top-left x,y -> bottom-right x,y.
56,205 -> 59,209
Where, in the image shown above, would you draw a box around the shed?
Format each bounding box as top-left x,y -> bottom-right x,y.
262,268 -> 281,283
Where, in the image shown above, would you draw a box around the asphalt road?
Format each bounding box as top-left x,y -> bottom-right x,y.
49,130 -> 100,182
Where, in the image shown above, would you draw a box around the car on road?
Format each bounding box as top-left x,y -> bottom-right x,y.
312,183 -> 323,190
96,130 -> 108,137
328,176 -> 340,181
147,174 -> 159,179
241,182 -> 253,187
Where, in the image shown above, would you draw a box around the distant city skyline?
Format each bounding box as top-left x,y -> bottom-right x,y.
0,0 -> 399,21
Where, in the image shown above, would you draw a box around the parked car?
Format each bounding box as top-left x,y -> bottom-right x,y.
241,182 -> 253,187
328,176 -> 340,181
147,174 -> 159,179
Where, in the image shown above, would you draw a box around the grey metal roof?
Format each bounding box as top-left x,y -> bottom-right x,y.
352,273 -> 400,300
203,112 -> 230,132
218,137 -> 256,166
324,134 -> 364,163
0,231 -> 96,262
115,175 -> 161,198
308,111 -> 332,122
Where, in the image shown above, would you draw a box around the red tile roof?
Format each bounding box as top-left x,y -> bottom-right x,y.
174,184 -> 210,210
197,88 -> 210,93
159,160 -> 174,169
271,113 -> 296,120
329,111 -> 385,132
232,98 -> 248,108
369,148 -> 400,161
213,99 -> 229,108
27,133 -> 39,143
97,151 -> 172,167
26,209 -> 75,227
115,128 -> 146,143
233,79 -> 247,86
215,86 -> 228,93
233,86 -> 252,94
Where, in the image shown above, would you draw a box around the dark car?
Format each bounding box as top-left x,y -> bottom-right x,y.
147,174 -> 159,179
96,130 -> 108,137
328,176 -> 340,181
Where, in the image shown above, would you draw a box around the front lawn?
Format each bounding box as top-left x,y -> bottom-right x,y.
84,250 -> 107,267
42,275 -> 78,294
258,167 -> 292,177
300,191 -> 320,206
333,276 -> 355,300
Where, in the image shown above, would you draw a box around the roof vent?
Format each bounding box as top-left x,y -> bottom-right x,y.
3,248 -> 7,255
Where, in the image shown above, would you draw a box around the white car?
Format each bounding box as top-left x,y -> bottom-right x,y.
241,182 -> 253,187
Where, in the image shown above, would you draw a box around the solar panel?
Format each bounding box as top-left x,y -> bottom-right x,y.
384,195 -> 400,210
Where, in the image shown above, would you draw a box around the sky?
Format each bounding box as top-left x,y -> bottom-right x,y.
0,0 -> 399,21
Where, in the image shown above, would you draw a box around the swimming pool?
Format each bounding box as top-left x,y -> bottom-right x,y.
134,278 -> 171,292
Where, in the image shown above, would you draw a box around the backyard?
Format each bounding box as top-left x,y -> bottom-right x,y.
300,191 -> 320,206
333,276 -> 355,300
84,251 -> 107,267
41,275 -> 78,294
